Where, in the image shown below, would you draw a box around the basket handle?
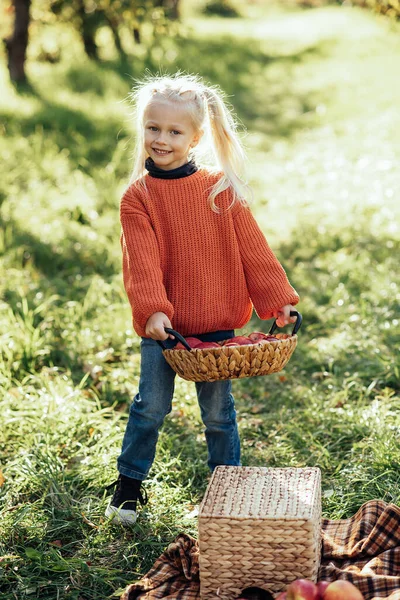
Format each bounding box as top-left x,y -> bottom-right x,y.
268,310 -> 302,336
156,328 -> 192,351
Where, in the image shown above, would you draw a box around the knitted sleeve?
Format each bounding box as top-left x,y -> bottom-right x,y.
233,205 -> 299,319
120,187 -> 174,332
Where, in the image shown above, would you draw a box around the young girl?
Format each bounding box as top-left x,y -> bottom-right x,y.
106,73 -> 299,525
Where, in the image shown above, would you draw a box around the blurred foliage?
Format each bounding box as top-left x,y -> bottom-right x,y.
1,0 -> 179,69
354,0 -> 400,19
39,0 -> 175,58
42,0 -> 174,31
285,0 -> 400,20
202,0 -> 240,17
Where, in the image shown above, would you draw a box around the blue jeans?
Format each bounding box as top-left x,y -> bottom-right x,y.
117,337 -> 241,480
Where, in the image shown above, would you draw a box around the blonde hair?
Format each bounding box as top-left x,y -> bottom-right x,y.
129,73 -> 252,212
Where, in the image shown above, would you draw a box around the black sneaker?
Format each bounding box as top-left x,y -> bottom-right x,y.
105,475 -> 148,525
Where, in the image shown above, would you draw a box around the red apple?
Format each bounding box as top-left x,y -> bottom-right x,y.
275,593 -> 287,600
316,581 -> 330,597
174,337 -> 203,350
195,342 -> 221,349
323,580 -> 364,600
185,337 -> 204,347
248,332 -> 270,342
287,579 -> 319,600
222,336 -> 252,346
248,332 -> 279,343
232,336 -> 253,345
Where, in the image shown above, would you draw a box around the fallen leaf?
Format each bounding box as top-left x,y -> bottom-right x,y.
81,512 -> 98,529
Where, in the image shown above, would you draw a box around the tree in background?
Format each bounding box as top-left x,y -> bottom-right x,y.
4,0 -> 32,83
156,0 -> 180,20
359,0 -> 400,19
3,0 -> 181,84
288,0 -> 400,19
47,0 -> 177,59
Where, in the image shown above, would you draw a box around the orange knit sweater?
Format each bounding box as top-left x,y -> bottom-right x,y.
120,169 -> 299,338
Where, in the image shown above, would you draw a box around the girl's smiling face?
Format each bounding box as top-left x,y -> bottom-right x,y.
144,99 -> 202,170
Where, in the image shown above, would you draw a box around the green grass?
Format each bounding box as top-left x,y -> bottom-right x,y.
1,2 -> 400,598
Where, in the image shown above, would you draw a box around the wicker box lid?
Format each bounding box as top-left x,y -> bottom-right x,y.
199,466 -> 321,521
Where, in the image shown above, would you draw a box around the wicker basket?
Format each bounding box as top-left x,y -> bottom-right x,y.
158,311 -> 302,383
198,466 -> 321,599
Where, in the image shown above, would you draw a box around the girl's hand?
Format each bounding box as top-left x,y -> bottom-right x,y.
273,304 -> 297,328
145,312 -> 175,341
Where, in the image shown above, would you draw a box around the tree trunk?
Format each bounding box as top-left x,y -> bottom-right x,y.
77,0 -> 98,60
104,13 -> 126,58
4,0 -> 31,83
155,0 -> 180,20
169,0 -> 180,20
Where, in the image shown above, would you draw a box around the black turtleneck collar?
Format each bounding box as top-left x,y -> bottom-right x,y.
145,157 -> 198,179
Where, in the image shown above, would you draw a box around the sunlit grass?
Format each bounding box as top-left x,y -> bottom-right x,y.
1,1 -> 400,598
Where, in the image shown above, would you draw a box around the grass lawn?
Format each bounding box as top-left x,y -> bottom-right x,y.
1,1 -> 399,598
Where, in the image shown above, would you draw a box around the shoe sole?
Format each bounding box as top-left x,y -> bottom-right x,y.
105,504 -> 138,526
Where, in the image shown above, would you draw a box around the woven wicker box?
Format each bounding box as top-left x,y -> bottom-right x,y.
198,466 -> 321,599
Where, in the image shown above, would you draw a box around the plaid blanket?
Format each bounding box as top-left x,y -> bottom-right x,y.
121,500 -> 400,600
320,500 -> 400,600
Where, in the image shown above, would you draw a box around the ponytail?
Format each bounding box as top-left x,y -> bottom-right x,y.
202,87 -> 252,212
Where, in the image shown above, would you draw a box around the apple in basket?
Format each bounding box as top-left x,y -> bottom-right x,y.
174,338 -> 221,350
174,337 -> 203,350
222,336 -> 253,346
248,332 -> 279,342
196,341 -> 221,349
